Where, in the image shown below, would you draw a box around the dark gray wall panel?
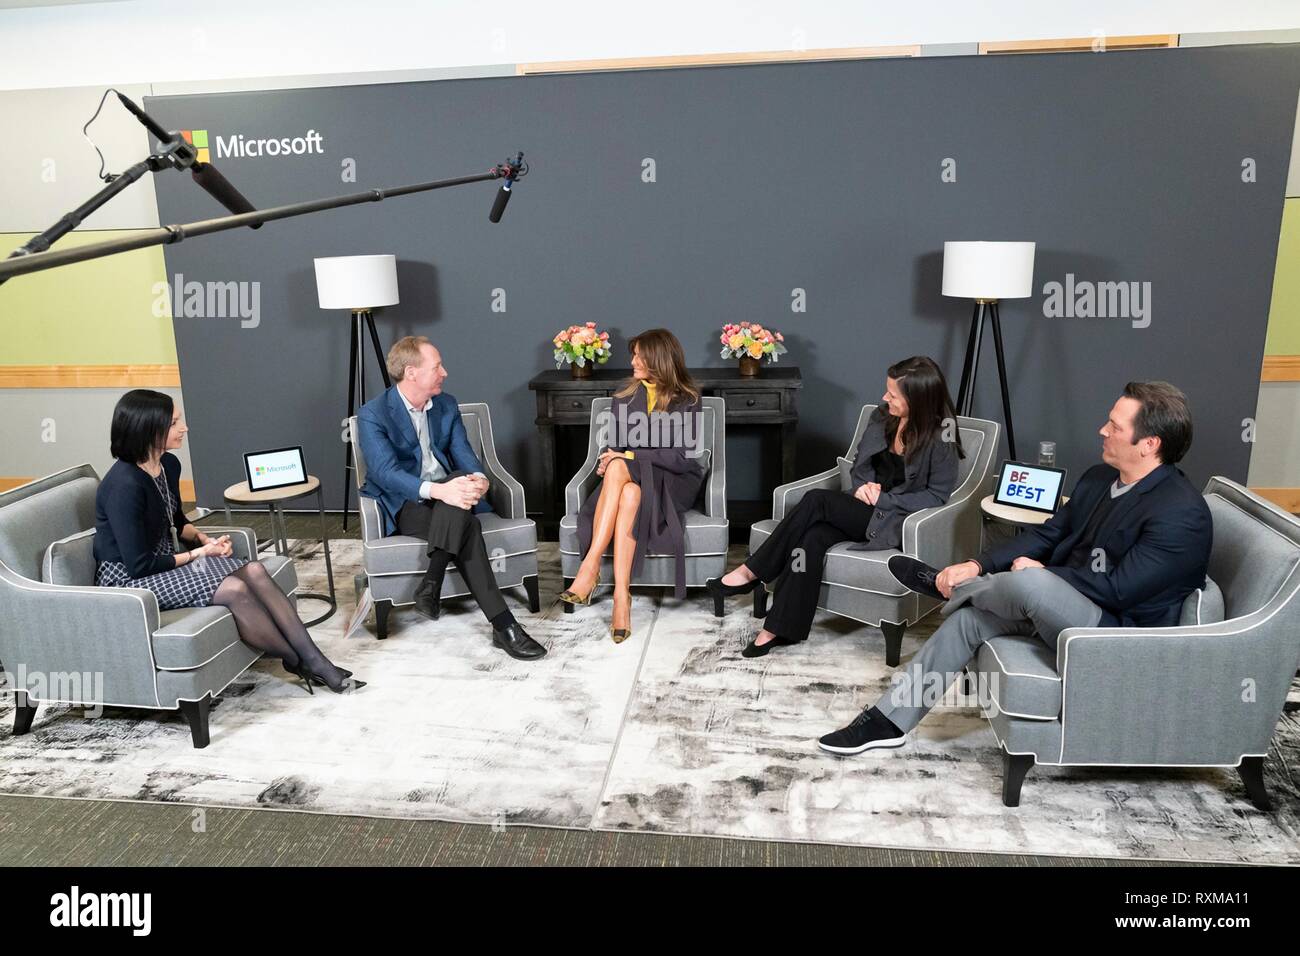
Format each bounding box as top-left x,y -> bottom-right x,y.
147,45 -> 1300,510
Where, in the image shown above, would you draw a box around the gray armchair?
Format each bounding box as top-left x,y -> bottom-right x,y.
558,396 -> 727,604
748,404 -> 999,664
350,403 -> 540,639
980,476 -> 1300,809
0,465 -> 297,748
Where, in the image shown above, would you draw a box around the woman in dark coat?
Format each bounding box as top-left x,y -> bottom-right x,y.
707,356 -> 963,657
560,329 -> 706,643
94,389 -> 362,693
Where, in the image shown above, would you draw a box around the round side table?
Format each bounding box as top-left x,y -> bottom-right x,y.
979,494 -> 1069,551
980,494 -> 1068,528
222,476 -> 336,627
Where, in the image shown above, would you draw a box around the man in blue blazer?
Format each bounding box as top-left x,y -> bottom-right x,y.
820,381 -> 1211,754
357,335 -> 545,660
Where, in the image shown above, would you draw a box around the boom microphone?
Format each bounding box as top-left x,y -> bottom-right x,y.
489,151 -> 526,223
190,162 -> 262,227
115,90 -> 261,227
489,179 -> 513,223
114,91 -> 171,143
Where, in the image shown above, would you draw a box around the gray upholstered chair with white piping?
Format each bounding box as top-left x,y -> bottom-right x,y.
748,404 -> 999,665
0,465 -> 297,748
558,395 -> 727,604
349,403 -> 539,639
979,476 -> 1300,809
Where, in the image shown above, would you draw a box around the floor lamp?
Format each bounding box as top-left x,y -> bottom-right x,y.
314,254 -> 399,530
942,241 -> 1035,462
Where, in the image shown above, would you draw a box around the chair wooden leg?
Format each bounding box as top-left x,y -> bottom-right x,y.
881,620 -> 906,667
375,599 -> 392,639
1237,756 -> 1272,811
523,574 -> 540,613
13,690 -> 37,736
1001,750 -> 1034,807
562,578 -> 575,614
752,586 -> 768,618
178,694 -> 212,749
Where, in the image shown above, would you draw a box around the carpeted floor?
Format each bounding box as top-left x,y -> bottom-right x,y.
1,509 -> 1296,866
0,793 -> 1190,866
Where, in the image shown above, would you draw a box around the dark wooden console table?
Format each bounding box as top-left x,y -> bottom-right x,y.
528,366 -> 802,540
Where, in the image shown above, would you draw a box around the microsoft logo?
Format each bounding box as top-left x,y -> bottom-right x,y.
180,129 -> 210,164
178,128 -> 325,161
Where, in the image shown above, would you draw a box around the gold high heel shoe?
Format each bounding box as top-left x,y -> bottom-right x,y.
558,572 -> 600,606
611,591 -> 632,643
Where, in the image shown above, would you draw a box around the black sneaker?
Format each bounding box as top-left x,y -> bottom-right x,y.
817,706 -> 907,755
887,555 -> 944,601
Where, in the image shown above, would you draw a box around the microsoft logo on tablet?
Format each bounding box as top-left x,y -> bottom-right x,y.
180,128 -> 324,161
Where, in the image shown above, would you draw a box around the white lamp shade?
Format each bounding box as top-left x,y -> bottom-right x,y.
941,241 -> 1036,299
314,254 -> 400,310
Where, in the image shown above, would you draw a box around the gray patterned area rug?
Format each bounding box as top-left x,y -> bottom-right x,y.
1,540 -> 1297,863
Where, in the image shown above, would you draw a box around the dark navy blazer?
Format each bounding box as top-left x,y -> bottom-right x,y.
357,386 -> 493,535
977,462 -> 1212,628
94,452 -> 190,579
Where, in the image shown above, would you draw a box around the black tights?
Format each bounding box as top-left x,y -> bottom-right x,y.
211,562 -> 345,688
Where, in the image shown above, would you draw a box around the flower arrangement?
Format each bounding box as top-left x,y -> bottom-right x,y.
719,321 -> 787,371
553,322 -> 611,371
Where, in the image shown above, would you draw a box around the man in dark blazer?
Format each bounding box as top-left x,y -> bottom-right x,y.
357,335 -> 545,660
820,381 -> 1211,754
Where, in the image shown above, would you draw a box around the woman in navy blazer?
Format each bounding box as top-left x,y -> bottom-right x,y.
94,390 -> 361,694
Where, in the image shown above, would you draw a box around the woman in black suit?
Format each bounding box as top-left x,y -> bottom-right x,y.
708,356 -> 964,656
94,389 -> 362,693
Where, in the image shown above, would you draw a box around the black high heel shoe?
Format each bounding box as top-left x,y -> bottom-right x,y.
282,661 -> 317,695
325,676 -> 366,694
284,661 -> 363,694
705,574 -> 762,617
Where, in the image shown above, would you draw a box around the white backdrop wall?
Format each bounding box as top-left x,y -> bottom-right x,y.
2,1 -> 1300,92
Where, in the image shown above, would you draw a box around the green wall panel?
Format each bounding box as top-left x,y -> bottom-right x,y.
1266,198 -> 1300,355
0,230 -> 175,364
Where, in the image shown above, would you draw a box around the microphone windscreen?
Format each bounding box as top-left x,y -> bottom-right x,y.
191,164 -> 262,229
489,183 -> 512,223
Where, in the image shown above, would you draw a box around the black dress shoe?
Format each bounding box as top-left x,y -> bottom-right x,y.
818,706 -> 907,755
887,555 -> 944,601
413,575 -> 443,621
493,622 -> 547,660
740,634 -> 804,658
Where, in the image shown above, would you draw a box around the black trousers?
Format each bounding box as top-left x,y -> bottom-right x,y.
396,499 -> 507,622
746,488 -> 874,642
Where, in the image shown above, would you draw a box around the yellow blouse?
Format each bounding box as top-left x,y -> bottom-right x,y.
625,381 -> 657,459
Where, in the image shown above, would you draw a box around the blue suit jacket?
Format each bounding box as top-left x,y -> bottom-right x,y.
357,386 -> 493,535
977,463 -> 1211,628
